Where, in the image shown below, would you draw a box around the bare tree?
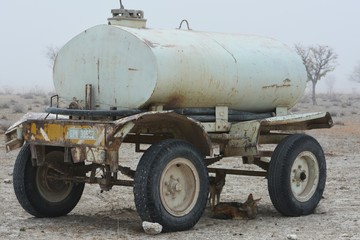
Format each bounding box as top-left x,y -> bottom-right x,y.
46,46 -> 59,68
295,44 -> 338,105
349,61 -> 360,83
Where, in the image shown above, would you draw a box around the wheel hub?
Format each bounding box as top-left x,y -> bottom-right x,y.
293,165 -> 307,186
165,175 -> 183,198
290,151 -> 319,202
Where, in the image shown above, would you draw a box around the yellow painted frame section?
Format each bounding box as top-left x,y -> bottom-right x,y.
24,120 -> 107,147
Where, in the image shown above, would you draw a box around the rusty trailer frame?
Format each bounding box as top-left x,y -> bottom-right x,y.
5,108 -> 332,179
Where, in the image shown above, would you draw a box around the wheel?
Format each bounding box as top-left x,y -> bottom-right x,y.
133,139 -> 208,232
13,144 -> 85,217
268,134 -> 326,216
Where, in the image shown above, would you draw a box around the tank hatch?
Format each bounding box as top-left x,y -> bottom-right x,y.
108,0 -> 146,28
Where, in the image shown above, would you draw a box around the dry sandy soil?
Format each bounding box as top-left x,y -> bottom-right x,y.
0,92 -> 359,240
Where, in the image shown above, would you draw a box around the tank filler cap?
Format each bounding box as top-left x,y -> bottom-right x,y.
108,0 -> 146,28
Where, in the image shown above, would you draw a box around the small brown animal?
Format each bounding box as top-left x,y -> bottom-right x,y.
208,171 -> 226,210
212,193 -> 261,220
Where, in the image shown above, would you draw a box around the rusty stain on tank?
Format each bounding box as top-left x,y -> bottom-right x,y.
262,78 -> 291,89
230,87 -> 239,95
165,94 -> 185,108
162,44 -> 176,48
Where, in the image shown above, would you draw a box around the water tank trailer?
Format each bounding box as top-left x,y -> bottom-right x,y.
5,5 -> 333,232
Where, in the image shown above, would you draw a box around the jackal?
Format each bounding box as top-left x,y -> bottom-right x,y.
208,171 -> 226,210
212,193 -> 261,219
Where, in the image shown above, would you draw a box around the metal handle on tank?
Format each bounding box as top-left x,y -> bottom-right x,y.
178,20 -> 191,30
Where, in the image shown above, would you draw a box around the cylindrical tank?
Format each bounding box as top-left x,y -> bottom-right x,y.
53,25 -> 306,113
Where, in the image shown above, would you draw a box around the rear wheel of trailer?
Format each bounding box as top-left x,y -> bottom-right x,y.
267,134 -> 326,216
13,144 -> 85,217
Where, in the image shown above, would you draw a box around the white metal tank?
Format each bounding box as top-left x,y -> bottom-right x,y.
53,23 -> 306,113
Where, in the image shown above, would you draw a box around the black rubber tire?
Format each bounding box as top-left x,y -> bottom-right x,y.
268,134 -> 326,216
133,139 -> 208,232
13,144 -> 85,217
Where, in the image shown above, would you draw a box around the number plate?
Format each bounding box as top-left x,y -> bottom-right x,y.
66,128 -> 98,140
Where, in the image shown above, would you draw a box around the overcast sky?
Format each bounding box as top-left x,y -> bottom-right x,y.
1,0 -> 359,93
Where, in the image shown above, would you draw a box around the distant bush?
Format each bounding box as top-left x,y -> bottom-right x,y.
21,92 -> 34,99
2,86 -> 14,95
349,96 -> 360,101
12,104 -> 24,113
0,120 -> 11,132
329,96 -> 341,102
0,103 -> 10,109
345,100 -> 352,107
329,111 -> 337,117
43,98 -> 50,106
341,100 -> 352,108
16,87 -> 48,100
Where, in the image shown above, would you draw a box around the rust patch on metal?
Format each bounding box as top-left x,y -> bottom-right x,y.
165,94 -> 185,108
262,78 -> 291,89
162,44 -> 176,48
71,146 -> 87,163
